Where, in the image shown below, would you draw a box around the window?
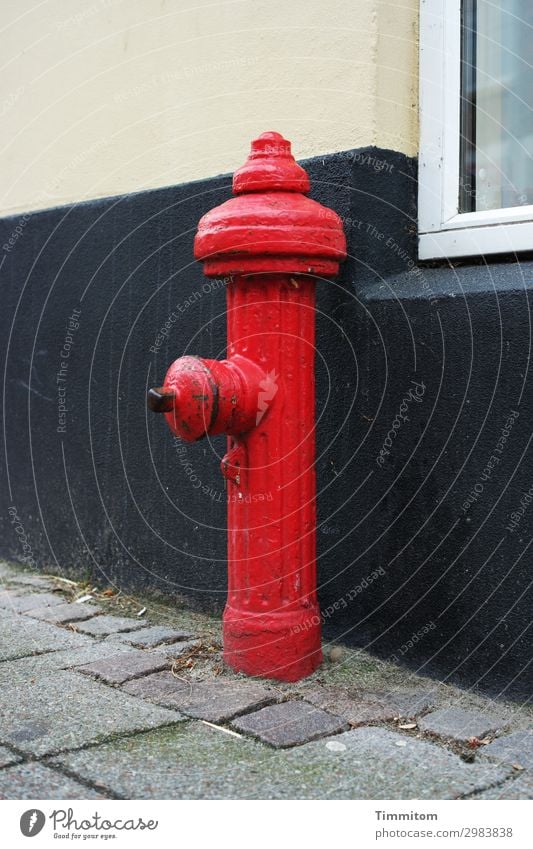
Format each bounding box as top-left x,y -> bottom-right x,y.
418,0 -> 533,259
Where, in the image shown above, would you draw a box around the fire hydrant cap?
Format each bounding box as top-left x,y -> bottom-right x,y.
232,131 -> 311,194
194,131 -> 347,278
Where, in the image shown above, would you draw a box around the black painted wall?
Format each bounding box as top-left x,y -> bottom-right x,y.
1,147 -> 531,697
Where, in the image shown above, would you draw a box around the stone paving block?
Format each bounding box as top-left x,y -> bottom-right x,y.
0,762 -> 105,799
0,587 -> 25,607
0,590 -> 65,613
0,613 -> 92,662
480,730 -> 533,770
275,727 -> 513,799
232,700 -> 349,747
0,642 -> 135,685
51,724 -> 274,799
122,625 -> 195,648
51,723 -> 512,800
123,672 -> 279,722
74,614 -> 147,636
418,707 -> 508,742
0,745 -> 21,768
304,686 -> 436,726
7,573 -> 56,589
76,650 -> 172,684
26,602 -> 102,624
152,639 -> 201,659
0,669 -> 183,757
475,771 -> 533,799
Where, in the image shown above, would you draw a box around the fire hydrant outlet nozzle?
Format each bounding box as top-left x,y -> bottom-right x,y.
150,354 -> 267,442
149,131 -> 346,682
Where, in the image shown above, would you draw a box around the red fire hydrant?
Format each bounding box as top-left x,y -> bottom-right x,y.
148,132 -> 346,681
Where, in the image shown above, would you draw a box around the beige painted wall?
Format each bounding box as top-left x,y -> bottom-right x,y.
0,0 -> 418,217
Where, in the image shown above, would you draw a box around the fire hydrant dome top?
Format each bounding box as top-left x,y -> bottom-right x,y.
232,131 -> 311,194
194,131 -> 347,277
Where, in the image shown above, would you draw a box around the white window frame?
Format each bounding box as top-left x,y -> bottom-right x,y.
418,0 -> 533,259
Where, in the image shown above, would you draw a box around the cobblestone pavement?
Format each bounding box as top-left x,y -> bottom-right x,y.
0,561 -> 531,799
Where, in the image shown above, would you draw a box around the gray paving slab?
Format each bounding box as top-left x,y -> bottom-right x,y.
51,724 -> 275,799
305,686 -> 436,726
0,641 -> 136,685
474,772 -> 533,799
419,707 -> 508,742
480,730 -> 533,770
74,615 -> 147,636
152,639 -> 201,658
26,602 -> 102,624
0,745 -> 21,768
0,612 -> 92,662
0,587 -> 25,606
76,650 -> 172,684
0,762 -> 105,799
0,669 -> 184,756
232,700 -> 349,747
123,672 -> 279,722
51,723 -> 511,800
0,590 -> 66,613
275,728 -> 513,799
6,573 -> 57,589
121,625 -> 195,648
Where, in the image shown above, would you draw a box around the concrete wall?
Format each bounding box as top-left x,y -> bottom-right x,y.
0,0 -> 418,217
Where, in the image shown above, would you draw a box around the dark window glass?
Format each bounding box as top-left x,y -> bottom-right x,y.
460,0 -> 533,212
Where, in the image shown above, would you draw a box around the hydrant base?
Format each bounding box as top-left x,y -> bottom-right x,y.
222,605 -> 323,682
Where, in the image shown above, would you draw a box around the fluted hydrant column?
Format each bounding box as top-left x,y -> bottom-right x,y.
221,273 -> 320,680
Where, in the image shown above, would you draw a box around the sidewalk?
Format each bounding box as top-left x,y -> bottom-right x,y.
0,561 -> 531,800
